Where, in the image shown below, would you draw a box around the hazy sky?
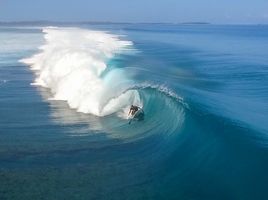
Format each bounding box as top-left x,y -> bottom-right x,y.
0,0 -> 268,24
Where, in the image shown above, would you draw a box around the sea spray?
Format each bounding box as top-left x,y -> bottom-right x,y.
21,27 -> 142,117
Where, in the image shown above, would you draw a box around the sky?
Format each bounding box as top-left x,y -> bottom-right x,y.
0,0 -> 268,24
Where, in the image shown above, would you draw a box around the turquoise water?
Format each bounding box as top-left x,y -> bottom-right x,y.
0,24 -> 268,199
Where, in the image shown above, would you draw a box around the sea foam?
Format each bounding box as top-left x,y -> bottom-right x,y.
21,27 -> 141,117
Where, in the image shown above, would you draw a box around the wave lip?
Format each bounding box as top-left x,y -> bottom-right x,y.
21,27 -> 142,117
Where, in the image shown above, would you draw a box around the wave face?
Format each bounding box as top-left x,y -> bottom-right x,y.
21,27 -> 141,117
21,27 -> 187,144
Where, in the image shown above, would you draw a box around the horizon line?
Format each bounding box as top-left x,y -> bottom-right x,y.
0,20 -> 267,26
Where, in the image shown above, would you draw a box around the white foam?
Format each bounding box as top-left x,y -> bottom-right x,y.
21,27 -> 142,117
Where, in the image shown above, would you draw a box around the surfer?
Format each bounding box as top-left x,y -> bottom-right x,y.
128,105 -> 140,116
128,105 -> 144,124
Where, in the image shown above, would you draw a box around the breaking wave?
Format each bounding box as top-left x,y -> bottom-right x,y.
21,27 -> 142,117
21,27 -> 186,141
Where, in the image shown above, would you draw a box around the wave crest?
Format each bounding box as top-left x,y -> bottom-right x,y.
21,27 -> 141,116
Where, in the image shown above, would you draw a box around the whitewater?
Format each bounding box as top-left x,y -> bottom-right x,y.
21,27 -> 142,117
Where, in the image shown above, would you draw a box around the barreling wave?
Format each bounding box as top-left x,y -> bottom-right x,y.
21,27 -> 142,117
21,27 -> 186,142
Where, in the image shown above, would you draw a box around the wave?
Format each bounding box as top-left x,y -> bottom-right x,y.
21,27 -> 142,117
21,27 -> 186,142
41,86 -> 186,142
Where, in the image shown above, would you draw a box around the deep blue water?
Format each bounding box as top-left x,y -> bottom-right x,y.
0,24 -> 268,200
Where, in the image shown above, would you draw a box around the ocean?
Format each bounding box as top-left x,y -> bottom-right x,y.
0,23 -> 268,199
